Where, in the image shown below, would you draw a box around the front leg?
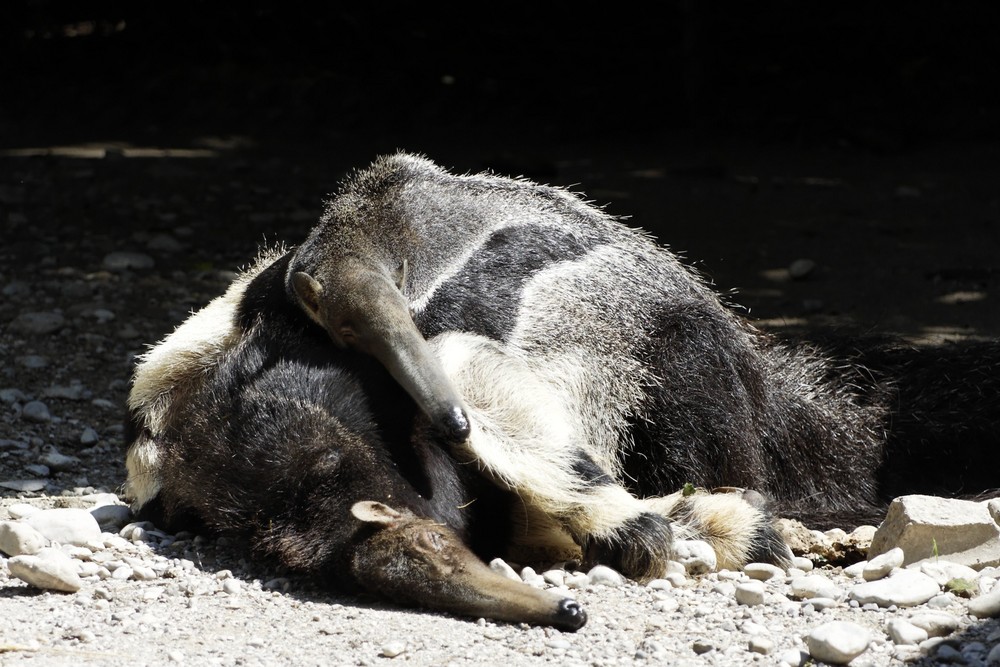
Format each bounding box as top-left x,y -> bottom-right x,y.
433,332 -> 674,580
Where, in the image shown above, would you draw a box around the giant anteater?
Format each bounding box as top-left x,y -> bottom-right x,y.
124,152 -> 999,628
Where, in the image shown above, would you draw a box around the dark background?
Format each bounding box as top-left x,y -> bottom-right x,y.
2,1 -> 999,340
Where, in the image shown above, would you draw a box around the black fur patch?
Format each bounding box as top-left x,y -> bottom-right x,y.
581,511 -> 674,581
743,522 -> 794,567
570,451 -> 614,486
418,224 -> 597,341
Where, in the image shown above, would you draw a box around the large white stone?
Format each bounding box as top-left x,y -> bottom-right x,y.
8,547 -> 83,592
0,520 -> 47,556
919,560 -> 981,587
863,547 -> 904,581
968,586 -> 1000,618
869,495 -> 1000,569
806,621 -> 871,664
850,569 -> 940,607
25,508 -> 102,546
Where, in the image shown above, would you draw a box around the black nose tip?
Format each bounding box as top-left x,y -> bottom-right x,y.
438,407 -> 470,443
555,598 -> 587,631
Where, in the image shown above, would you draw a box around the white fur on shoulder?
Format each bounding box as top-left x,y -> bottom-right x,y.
123,247 -> 284,508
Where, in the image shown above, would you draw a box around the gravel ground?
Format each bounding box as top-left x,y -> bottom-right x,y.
3,140 -> 1000,666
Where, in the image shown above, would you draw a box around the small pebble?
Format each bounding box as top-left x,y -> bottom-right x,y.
968,586 -> 1000,618
692,639 -> 714,655
587,565 -> 624,587
744,562 -> 784,581
673,540 -> 717,575
806,620 -> 871,664
863,547 -> 903,581
886,618 -> 928,645
748,636 -> 774,655
21,400 -> 52,423
735,581 -> 766,606
380,641 -> 407,658
790,574 -> 842,601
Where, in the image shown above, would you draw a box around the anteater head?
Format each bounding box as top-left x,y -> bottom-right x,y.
350,501 -> 587,631
288,255 -> 470,444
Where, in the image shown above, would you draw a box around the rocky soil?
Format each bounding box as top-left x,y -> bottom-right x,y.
2,140 -> 1000,666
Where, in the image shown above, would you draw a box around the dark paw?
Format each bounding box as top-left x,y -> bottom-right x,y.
581,512 -> 674,581
745,520 -> 793,567
435,406 -> 471,443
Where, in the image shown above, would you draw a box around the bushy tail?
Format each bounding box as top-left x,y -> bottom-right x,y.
780,335 -> 1000,529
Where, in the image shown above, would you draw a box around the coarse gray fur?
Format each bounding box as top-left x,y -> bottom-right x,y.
125,152 -> 999,624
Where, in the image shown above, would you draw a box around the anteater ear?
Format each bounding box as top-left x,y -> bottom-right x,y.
291,271 -> 324,321
351,501 -> 404,526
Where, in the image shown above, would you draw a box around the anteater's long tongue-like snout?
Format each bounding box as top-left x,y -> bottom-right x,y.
350,501 -> 587,631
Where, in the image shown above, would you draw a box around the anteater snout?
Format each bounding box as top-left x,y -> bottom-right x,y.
555,597 -> 588,631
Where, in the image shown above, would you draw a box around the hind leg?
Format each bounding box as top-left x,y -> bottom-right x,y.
640,488 -> 792,570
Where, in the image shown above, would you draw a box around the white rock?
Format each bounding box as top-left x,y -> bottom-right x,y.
919,560 -> 981,586
744,562 -> 784,581
587,565 -> 624,587
664,560 -> 686,576
906,610 -> 960,637
791,556 -> 814,572
25,508 -> 101,546
926,593 -> 962,610
748,636 -> 774,654
801,597 -> 839,611
664,572 -> 687,588
863,547 -> 904,580
8,547 -> 83,592
789,574 -> 842,600
0,520 -> 48,556
988,499 -> 1000,526
380,641 -> 406,658
886,619 -> 928,645
850,569 -> 940,607
488,558 -> 520,582
222,578 -> 241,595
542,569 -> 565,587
7,503 -> 40,519
735,581 -> 766,606
869,495 -> 1000,569
806,621 -> 871,664
843,560 -> 868,578
673,540 -> 717,574
645,578 -> 672,590
968,585 -> 1000,618
778,648 -> 809,667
